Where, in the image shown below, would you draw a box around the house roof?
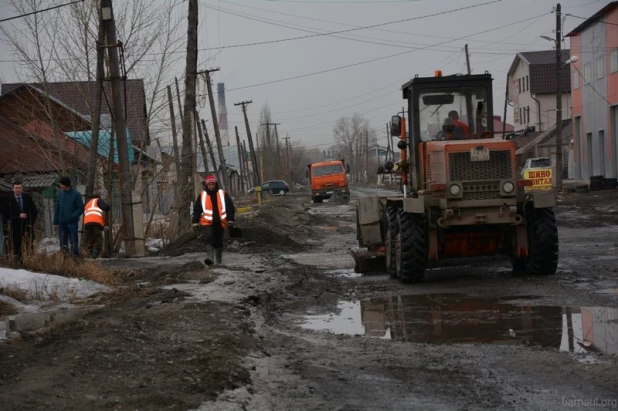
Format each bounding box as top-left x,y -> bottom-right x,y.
22,173 -> 59,189
507,50 -> 571,95
566,1 -> 618,37
64,129 -> 135,164
1,80 -> 150,146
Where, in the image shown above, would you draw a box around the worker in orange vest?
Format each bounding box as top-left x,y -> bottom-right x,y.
192,174 -> 235,266
84,192 -> 111,258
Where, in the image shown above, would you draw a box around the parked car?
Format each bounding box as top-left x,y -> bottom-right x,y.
247,180 -> 290,196
520,157 -> 552,178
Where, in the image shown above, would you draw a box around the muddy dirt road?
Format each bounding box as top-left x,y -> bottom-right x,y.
1,186 -> 618,410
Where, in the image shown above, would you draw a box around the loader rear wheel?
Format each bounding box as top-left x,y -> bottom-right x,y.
385,205 -> 399,278
512,207 -> 559,274
395,211 -> 427,283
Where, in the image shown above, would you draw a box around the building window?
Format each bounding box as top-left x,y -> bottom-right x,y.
526,106 -> 530,125
525,76 -> 529,92
573,67 -> 580,89
519,108 -> 522,125
584,63 -> 592,83
596,56 -> 604,79
518,78 -> 521,93
611,48 -> 618,73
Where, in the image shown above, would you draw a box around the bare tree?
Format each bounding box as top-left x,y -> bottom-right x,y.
333,113 -> 375,183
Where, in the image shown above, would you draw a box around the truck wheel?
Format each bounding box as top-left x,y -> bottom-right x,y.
313,196 -> 323,204
385,205 -> 399,278
395,211 -> 427,283
340,193 -> 351,204
513,208 -> 559,274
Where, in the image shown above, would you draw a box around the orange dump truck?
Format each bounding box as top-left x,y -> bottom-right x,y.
307,160 -> 350,204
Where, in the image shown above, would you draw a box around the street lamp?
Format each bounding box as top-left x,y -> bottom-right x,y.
540,35 -> 555,42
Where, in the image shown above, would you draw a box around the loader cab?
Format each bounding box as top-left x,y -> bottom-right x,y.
399,73 -> 494,142
393,73 -> 495,191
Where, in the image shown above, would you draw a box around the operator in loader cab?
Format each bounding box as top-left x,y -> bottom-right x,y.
192,174 -> 236,266
448,110 -> 469,138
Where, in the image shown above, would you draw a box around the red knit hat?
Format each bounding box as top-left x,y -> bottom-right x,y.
205,175 -> 217,184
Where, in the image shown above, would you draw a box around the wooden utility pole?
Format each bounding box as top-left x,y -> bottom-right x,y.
100,0 -> 137,255
201,119 -> 220,182
554,3 -> 563,189
167,85 -> 182,181
195,111 -> 209,174
178,0 -> 198,231
198,68 -> 230,190
86,13 -> 105,200
234,126 -> 245,192
241,141 -> 252,189
175,77 -> 184,120
234,100 -> 260,186
465,44 -> 471,75
365,129 -> 369,184
284,134 -> 292,184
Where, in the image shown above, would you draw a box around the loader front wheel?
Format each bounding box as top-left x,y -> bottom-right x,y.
526,207 -> 559,274
385,205 -> 399,278
395,211 -> 427,283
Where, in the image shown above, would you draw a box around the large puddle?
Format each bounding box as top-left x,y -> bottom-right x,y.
301,294 -> 618,355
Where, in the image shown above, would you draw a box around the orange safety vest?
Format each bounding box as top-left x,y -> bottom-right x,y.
84,198 -> 105,226
199,189 -> 228,228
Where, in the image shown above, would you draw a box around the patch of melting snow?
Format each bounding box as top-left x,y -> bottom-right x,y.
0,267 -> 110,300
326,269 -> 361,278
301,293 -> 618,355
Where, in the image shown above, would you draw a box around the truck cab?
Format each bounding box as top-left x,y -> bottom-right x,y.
307,160 -> 350,204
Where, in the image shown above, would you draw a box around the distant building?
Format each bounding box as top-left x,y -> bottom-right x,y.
507,50 -> 572,134
566,1 -> 618,179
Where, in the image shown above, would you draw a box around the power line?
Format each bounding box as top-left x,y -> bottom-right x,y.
226,12 -> 550,92
0,0 -> 85,23
198,0 -> 503,51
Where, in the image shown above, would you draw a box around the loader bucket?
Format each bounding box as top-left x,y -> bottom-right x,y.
349,249 -> 386,274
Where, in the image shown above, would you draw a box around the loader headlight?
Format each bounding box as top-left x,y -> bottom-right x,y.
503,181 -> 515,193
449,184 -> 461,196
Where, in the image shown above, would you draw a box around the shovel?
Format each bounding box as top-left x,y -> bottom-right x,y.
229,226 -> 243,238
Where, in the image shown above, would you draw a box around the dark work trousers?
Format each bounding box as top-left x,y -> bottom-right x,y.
85,224 -> 104,258
202,224 -> 225,249
9,219 -> 33,262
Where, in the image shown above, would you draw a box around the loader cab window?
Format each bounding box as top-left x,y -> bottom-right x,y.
418,86 -> 490,142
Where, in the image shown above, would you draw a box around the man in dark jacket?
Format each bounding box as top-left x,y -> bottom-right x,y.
192,174 -> 235,266
2,180 -> 38,263
53,176 -> 84,257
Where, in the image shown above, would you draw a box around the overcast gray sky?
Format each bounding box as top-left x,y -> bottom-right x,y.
0,0 -> 608,151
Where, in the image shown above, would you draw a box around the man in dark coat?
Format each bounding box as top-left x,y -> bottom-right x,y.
53,176 -> 84,257
192,174 -> 235,265
2,181 -> 38,262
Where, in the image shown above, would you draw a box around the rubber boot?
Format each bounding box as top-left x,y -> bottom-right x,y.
215,248 -> 223,265
204,245 -> 215,266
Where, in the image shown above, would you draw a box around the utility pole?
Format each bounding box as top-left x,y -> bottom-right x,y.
284,134 -> 292,184
167,86 -> 182,182
175,77 -> 184,120
465,44 -> 471,75
274,124 -> 281,178
234,101 -> 260,186
365,129 -> 369,184
201,119 -> 220,183
234,126 -> 245,193
199,68 -> 230,190
195,111 -> 209,174
100,0 -> 138,255
554,3 -> 563,189
178,0 -> 198,235
86,15 -> 105,200
242,141 -> 252,189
